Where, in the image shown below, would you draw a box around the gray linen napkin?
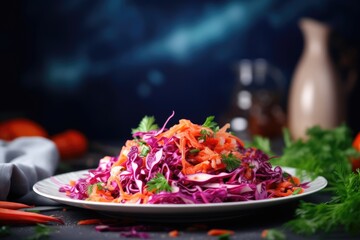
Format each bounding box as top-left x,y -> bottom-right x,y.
0,137 -> 60,205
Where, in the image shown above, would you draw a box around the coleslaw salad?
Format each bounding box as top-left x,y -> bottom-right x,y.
60,112 -> 307,204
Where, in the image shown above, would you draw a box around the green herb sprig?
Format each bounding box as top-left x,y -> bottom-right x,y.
271,125 -> 357,185
221,153 -> 241,171
137,140 -> 150,157
88,182 -> 104,196
246,135 -> 274,156
199,129 -> 211,141
202,116 -> 219,133
131,116 -> 159,134
285,168 -> 360,235
146,173 -> 172,193
261,125 -> 360,236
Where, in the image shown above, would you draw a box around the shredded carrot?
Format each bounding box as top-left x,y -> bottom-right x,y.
77,219 -> 103,225
289,176 -> 301,185
113,140 -> 139,167
207,228 -> 235,236
269,176 -> 303,198
155,118 -> 244,175
261,229 -> 268,238
77,218 -> 117,225
168,229 -> 180,237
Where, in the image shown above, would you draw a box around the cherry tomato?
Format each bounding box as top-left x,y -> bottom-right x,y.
351,132 -> 360,172
51,129 -> 88,160
0,118 -> 48,140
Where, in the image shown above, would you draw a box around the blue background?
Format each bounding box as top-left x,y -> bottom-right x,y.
1,0 -> 360,141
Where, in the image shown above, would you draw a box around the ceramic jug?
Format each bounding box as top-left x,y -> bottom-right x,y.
288,18 -> 345,140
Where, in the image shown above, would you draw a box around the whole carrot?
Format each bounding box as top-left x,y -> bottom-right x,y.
0,208 -> 64,225
0,201 -> 32,210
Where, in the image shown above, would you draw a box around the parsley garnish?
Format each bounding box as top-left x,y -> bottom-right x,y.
131,116 -> 159,134
189,148 -> 200,154
202,116 -> 219,133
199,129 -> 211,141
199,116 -> 220,141
138,141 -> 150,157
221,153 -> 241,171
140,145 -> 150,157
292,188 -> 302,195
146,173 -> 172,193
282,172 -> 290,179
88,182 -> 104,195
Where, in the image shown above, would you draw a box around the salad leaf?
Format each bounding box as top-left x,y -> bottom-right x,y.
131,116 -> 159,134
221,153 -> 241,171
146,173 -> 172,193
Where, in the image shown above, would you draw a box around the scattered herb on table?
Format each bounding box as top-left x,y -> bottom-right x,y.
0,226 -> 10,237
27,224 -> 52,240
261,228 -> 286,240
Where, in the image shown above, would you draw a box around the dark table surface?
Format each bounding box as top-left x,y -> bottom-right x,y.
2,194 -> 358,240
2,142 -> 359,240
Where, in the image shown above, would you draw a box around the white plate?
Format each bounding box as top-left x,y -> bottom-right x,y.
33,167 -> 327,219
